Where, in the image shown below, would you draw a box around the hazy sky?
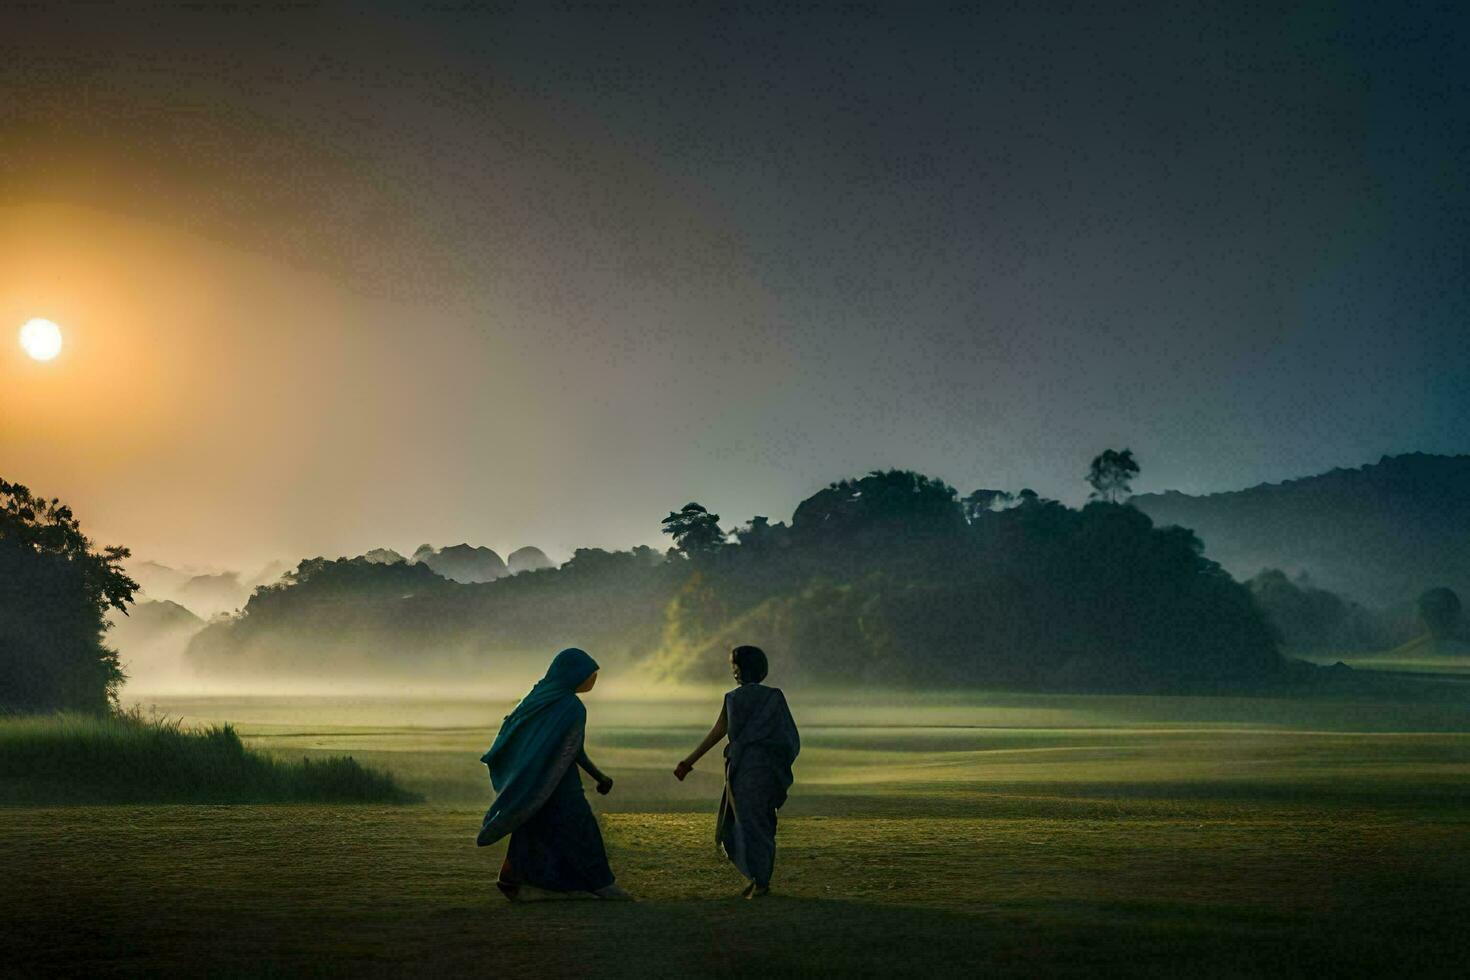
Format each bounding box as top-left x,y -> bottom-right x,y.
2,2 -> 1467,569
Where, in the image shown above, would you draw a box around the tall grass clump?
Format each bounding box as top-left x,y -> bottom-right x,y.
0,709 -> 420,804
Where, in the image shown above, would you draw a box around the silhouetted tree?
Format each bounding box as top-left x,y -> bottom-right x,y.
272,555 -> 444,596
1418,587 -> 1462,638
0,478 -> 138,712
737,515 -> 769,539
629,544 -> 664,566
660,503 -> 725,557
1087,449 -> 1140,503
791,470 -> 963,538
562,547 -> 645,577
961,489 -> 1013,521
733,515 -> 786,551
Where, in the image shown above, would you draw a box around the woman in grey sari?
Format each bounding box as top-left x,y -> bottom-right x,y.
674,645 -> 800,898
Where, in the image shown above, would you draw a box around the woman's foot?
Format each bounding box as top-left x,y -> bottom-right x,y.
740,882 -> 754,898
593,883 -> 635,901
745,884 -> 770,900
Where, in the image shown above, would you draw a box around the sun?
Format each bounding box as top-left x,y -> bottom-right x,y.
19,318 -> 64,361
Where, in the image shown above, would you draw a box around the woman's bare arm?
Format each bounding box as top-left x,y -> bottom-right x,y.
674,704 -> 727,780
577,746 -> 614,794
576,746 -> 606,782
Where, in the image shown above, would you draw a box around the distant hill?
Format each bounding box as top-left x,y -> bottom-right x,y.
410,543 -> 508,583
126,559 -> 287,619
107,599 -> 207,690
361,548 -> 406,565
1134,453 -> 1470,606
129,560 -> 192,597
507,546 -> 554,574
174,572 -> 249,618
125,598 -> 205,632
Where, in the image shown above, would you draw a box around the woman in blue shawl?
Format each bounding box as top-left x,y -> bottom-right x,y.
477,648 -> 632,901
674,645 -> 800,899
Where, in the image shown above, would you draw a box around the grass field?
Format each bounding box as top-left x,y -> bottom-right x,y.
4,687 -> 1469,976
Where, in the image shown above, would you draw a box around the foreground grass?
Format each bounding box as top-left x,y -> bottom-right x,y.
0,712 -> 418,804
3,801 -> 1467,977
5,692 -> 1467,975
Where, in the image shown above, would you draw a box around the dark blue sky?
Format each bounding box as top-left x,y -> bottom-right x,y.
2,2 -> 1467,564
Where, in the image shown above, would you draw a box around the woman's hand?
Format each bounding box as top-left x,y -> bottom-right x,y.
675,707 -> 725,781
596,776 -> 614,796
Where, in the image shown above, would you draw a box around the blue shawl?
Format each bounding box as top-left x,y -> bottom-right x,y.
476,647 -> 599,847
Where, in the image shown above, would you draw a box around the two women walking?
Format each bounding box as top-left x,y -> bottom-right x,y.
476,645 -> 800,902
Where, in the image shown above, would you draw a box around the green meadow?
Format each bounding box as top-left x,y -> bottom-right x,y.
5,687 -> 1469,976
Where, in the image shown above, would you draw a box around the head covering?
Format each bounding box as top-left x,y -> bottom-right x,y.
476,648 -> 599,846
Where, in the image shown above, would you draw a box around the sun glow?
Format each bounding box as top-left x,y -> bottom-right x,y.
19,318 -> 64,361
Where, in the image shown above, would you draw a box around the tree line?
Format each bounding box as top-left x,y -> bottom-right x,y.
189,450 -> 1292,693
14,449 -> 1461,711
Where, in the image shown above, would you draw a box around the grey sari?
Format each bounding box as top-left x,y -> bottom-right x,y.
717,683 -> 800,887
